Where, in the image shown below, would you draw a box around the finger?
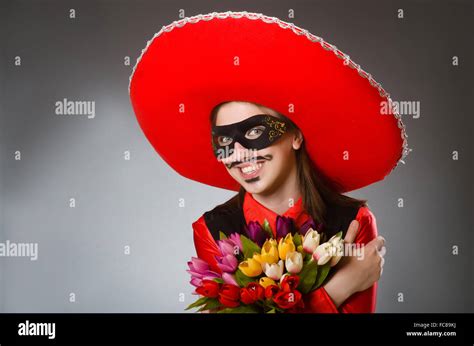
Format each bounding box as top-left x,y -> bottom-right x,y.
371,236 -> 385,251
378,246 -> 387,257
344,220 -> 360,244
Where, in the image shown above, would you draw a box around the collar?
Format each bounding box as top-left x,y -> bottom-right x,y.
242,192 -> 311,237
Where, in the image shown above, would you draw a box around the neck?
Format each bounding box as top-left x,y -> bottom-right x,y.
251,164 -> 301,215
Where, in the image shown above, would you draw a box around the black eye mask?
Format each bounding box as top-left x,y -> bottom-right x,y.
211,114 -> 288,158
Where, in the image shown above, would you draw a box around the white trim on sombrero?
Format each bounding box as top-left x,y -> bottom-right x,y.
128,11 -> 411,169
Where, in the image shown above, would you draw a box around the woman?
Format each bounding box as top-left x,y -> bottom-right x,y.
193,100 -> 386,313
128,11 -> 408,313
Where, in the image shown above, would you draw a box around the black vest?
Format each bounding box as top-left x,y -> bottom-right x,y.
203,194 -> 360,241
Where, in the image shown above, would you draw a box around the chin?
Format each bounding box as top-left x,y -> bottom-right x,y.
239,177 -> 273,195
242,183 -> 265,194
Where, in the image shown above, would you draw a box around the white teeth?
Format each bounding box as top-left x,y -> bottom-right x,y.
240,163 -> 262,174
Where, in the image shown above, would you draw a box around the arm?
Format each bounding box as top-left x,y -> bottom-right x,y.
337,207 -> 378,313
192,215 -> 344,313
304,207 -> 378,313
191,216 -> 223,313
192,215 -> 222,274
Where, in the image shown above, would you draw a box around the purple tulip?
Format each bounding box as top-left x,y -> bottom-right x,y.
216,254 -> 238,273
300,217 -> 317,236
276,215 -> 294,240
222,272 -> 238,286
244,221 -> 267,247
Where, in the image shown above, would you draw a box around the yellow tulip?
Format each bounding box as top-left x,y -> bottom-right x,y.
259,277 -> 276,288
252,253 -> 263,264
238,257 -> 263,277
260,239 -> 279,264
278,233 -> 296,260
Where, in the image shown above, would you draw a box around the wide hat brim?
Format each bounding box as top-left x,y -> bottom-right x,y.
129,11 -> 409,192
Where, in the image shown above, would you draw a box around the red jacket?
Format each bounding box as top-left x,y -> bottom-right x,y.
192,192 -> 378,313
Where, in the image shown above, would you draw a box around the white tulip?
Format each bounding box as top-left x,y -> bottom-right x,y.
329,240 -> 344,267
302,228 -> 320,254
312,243 -> 332,265
264,260 -> 284,280
279,273 -> 290,283
285,251 -> 303,274
328,234 -> 343,246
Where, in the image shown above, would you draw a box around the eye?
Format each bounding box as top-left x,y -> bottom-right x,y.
245,126 -> 265,139
217,136 -> 233,146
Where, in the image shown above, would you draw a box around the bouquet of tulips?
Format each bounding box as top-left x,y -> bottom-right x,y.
186,216 -> 344,313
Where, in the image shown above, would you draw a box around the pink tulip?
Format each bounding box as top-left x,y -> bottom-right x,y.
222,272 -> 238,286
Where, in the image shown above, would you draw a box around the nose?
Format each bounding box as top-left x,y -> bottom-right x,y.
233,142 -> 247,151
219,142 -> 251,165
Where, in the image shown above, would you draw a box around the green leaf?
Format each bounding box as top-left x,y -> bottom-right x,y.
240,235 -> 261,259
274,306 -> 285,313
219,231 -> 227,240
262,219 -> 274,239
293,233 -> 302,248
213,278 -> 224,284
312,262 -> 331,290
198,298 -> 221,312
297,260 -> 318,294
266,308 -> 276,314
235,268 -> 256,287
185,296 -> 208,311
217,305 -> 260,313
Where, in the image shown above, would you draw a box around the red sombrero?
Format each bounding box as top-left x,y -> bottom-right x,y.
129,11 -> 409,192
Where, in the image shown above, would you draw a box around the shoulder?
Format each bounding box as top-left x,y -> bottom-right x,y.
193,193 -> 246,241
192,194 -> 240,227
354,206 -> 378,244
355,206 -> 377,224
323,202 -> 361,239
192,215 -> 208,235
192,214 -> 216,250
203,193 -> 242,223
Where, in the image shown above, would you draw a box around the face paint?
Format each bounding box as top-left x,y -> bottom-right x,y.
211,114 -> 288,158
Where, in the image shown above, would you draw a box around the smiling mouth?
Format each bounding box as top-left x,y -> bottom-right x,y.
236,161 -> 265,181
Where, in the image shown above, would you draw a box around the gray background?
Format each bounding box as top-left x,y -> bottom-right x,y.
0,0 -> 472,312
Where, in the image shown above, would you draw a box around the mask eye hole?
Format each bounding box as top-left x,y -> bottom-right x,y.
245,125 -> 265,140
217,136 -> 233,146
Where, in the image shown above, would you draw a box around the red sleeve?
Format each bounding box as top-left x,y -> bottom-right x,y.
303,206 -> 378,313
192,215 -> 222,274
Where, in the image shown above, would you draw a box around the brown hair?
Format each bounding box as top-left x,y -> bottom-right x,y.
210,102 -> 367,226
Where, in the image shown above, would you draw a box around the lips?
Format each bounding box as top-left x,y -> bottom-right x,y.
236,161 -> 265,180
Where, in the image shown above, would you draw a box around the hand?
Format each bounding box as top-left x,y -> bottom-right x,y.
323,220 -> 386,307
341,231 -> 386,294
